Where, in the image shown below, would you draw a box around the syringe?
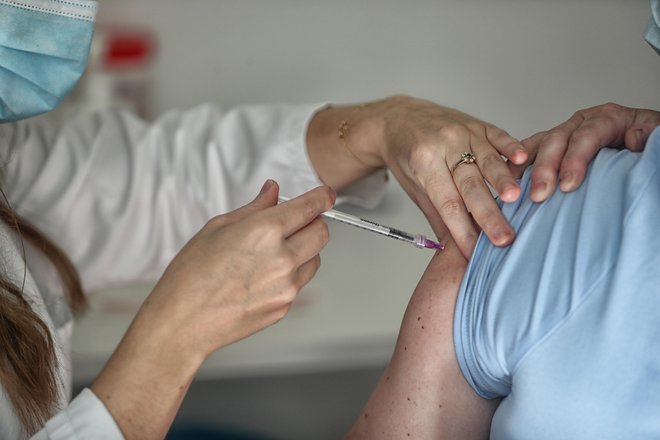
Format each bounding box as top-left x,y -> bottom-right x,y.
278,197 -> 443,251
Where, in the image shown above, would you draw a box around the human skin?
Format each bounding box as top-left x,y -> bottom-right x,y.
307,95 -> 526,259
521,103 -> 660,201
91,182 -> 335,440
89,94 -> 526,439
309,98 -> 660,258
345,238 -> 495,439
344,103 -> 660,439
90,99 -> 652,439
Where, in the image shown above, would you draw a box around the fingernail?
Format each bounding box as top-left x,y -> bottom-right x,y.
559,171 -> 575,191
499,184 -> 519,202
514,147 -> 528,164
530,181 -> 550,202
494,226 -> 514,245
532,181 -> 546,193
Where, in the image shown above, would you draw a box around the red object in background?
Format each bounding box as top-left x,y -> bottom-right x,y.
49,24 -> 159,121
100,26 -> 158,71
80,25 -> 159,119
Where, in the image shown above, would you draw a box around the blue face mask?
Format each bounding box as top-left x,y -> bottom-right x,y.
0,0 -> 98,122
645,0 -> 660,54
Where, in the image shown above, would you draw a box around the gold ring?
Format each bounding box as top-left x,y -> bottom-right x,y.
451,152 -> 477,173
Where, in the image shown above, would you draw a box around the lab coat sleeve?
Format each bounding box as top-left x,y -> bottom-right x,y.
0,103 -> 385,291
31,389 -> 124,440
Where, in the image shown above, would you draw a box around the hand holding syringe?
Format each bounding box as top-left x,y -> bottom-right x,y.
278,197 -> 443,251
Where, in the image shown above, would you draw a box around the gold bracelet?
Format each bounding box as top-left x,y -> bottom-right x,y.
337,105 -> 377,169
337,119 -> 350,140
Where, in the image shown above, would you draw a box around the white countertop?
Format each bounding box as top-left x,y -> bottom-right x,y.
72,184 -> 435,383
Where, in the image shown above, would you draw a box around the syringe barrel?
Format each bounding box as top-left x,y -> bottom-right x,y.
322,210 -> 391,235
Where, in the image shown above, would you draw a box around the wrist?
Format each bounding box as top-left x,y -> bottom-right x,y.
90,304 -> 205,440
128,296 -> 208,370
306,100 -> 390,189
350,95 -> 428,166
340,101 -> 388,168
95,305 -> 205,389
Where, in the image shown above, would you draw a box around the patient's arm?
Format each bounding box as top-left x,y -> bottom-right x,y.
345,240 -> 497,439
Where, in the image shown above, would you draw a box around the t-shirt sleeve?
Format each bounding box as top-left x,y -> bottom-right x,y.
453,128 -> 660,400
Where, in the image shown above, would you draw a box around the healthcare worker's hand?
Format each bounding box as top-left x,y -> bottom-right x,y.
144,179 -> 333,353
308,95 -> 528,258
517,103 -> 660,202
91,180 -> 334,440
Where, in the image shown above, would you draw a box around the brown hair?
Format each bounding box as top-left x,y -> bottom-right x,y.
0,199 -> 86,435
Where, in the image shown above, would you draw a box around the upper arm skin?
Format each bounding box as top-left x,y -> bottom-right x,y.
345,241 -> 497,439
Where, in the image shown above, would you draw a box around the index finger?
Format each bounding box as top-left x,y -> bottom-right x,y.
274,186 -> 336,237
421,169 -> 480,258
450,158 -> 515,249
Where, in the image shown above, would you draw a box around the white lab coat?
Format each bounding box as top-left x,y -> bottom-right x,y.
0,103 -> 386,439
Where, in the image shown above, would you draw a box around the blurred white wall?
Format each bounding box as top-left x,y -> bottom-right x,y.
97,0 -> 659,139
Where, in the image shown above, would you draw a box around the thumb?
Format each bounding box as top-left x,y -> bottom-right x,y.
251,179 -> 280,208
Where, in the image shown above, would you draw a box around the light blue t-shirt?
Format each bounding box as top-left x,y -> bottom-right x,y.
645,0 -> 660,54
454,125 -> 660,439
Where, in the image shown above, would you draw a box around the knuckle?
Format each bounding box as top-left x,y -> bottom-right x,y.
284,249 -> 298,268
481,211 -> 504,231
305,255 -> 322,278
478,151 -> 505,169
281,283 -> 299,303
320,186 -> 336,208
522,131 -> 546,149
569,127 -> 599,146
304,187 -> 335,219
560,156 -> 589,173
251,219 -> 280,242
458,174 -> 483,196
272,306 -> 290,324
436,124 -> 466,145
488,123 -> 511,139
465,119 -> 487,134
602,112 -> 624,128
408,143 -> 437,175
388,94 -> 413,105
301,199 -> 317,222
274,251 -> 297,272
439,197 -> 464,218
317,220 -> 330,246
531,163 -> 556,181
456,230 -> 479,249
543,130 -> 568,146
599,102 -> 623,115
571,108 -> 587,120
205,214 -> 226,230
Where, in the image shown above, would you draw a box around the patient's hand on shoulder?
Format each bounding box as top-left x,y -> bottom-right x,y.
345,240 -> 496,439
515,103 -> 660,202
